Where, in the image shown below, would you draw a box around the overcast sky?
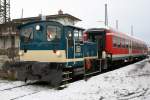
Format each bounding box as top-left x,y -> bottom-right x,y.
11,0 -> 150,44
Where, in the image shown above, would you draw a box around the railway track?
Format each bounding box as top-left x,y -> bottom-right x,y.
0,81 -> 30,91
0,81 -> 51,100
0,79 -> 75,100
0,80 -> 10,84
10,91 -> 41,100
0,83 -> 33,92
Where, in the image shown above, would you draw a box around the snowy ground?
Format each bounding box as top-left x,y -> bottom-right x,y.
0,59 -> 150,100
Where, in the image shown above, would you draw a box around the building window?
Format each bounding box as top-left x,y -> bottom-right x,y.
47,26 -> 61,41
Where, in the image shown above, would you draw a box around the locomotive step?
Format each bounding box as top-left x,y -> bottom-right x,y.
63,71 -> 72,75
85,71 -> 100,76
62,78 -> 72,82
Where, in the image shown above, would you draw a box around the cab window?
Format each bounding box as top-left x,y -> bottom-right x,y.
21,27 -> 33,42
74,29 -> 83,41
79,30 -> 83,41
47,26 -> 61,41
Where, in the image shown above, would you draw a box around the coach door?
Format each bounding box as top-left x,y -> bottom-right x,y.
129,40 -> 132,56
94,31 -> 105,58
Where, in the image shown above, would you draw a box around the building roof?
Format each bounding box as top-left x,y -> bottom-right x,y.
0,22 -> 19,36
12,13 -> 82,24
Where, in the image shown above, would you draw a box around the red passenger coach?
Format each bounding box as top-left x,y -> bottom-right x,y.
85,27 -> 148,64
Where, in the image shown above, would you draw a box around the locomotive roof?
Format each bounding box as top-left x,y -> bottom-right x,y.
17,21 -> 85,32
18,20 -> 63,28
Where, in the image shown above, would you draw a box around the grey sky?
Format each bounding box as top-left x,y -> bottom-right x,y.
11,0 -> 150,44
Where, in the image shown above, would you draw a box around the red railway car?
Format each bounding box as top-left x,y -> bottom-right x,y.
84,27 -> 148,65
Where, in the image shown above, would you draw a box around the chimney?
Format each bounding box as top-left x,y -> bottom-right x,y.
58,9 -> 63,15
38,14 -> 46,21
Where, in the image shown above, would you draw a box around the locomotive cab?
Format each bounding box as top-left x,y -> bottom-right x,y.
19,21 -> 63,55
85,28 -> 106,59
17,21 -> 65,86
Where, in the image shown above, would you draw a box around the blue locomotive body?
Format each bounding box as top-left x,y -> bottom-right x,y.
15,21 -> 98,86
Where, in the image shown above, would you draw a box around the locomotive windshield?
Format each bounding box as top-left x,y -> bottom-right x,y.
47,25 -> 61,41
21,27 -> 33,42
74,29 -> 83,41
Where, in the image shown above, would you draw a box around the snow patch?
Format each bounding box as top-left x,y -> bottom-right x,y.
0,59 -> 150,100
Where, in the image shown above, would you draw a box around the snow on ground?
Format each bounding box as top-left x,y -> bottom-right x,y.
0,59 -> 150,100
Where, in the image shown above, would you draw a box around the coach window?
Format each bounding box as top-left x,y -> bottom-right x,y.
132,41 -> 134,49
139,44 -> 142,50
124,39 -> 127,48
128,40 -> 130,48
138,43 -> 140,49
129,40 -> 131,48
126,40 -> 129,48
135,42 -> 137,49
134,42 -> 136,49
47,26 -> 61,41
133,42 -> 135,49
139,44 -> 141,49
121,38 -> 123,48
124,40 -> 126,48
135,43 -> 137,49
113,36 -> 117,47
117,37 -> 121,48
142,44 -> 144,50
21,27 -> 33,42
123,39 -> 126,48
139,44 -> 141,50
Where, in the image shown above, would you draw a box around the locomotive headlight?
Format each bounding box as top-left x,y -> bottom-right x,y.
68,33 -> 72,37
36,25 -> 41,31
19,51 -> 24,56
56,51 -> 61,57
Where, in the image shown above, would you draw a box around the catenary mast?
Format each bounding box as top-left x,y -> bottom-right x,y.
0,0 -> 10,24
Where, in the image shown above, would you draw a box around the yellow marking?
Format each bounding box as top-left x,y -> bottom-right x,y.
20,50 -> 65,62
20,50 -> 84,62
84,56 -> 98,59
